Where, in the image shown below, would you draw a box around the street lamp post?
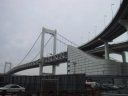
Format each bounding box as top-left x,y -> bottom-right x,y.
94,25 -> 97,36
111,3 -> 115,19
104,15 -> 107,27
88,32 -> 90,41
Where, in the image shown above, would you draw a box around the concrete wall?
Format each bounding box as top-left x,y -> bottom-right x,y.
67,45 -> 122,75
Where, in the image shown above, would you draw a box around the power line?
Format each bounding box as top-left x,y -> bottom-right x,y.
17,32 -> 42,65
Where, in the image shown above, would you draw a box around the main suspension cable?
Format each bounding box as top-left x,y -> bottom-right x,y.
18,32 -> 42,65
57,33 -> 78,46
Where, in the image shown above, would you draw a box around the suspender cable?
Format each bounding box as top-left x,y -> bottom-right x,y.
31,36 -> 53,62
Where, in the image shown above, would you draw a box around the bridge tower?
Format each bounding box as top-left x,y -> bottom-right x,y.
40,27 -> 57,75
4,62 -> 12,73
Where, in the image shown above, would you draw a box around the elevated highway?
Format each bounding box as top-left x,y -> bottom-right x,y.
79,0 -> 128,51
88,41 -> 128,56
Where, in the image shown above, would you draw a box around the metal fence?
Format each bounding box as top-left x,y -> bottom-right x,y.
0,74 -> 128,96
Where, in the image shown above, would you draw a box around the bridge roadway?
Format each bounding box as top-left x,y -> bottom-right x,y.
7,41 -> 128,74
7,0 -> 128,74
79,0 -> 128,51
7,52 -> 67,74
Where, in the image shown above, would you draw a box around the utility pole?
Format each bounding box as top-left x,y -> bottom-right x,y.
88,32 -> 90,41
104,15 -> 107,27
94,25 -> 97,36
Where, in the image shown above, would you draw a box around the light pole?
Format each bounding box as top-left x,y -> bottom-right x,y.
111,3 -> 115,19
94,25 -> 97,36
104,15 -> 107,27
88,32 -> 90,41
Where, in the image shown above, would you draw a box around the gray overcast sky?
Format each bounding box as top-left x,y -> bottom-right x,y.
0,0 -> 122,75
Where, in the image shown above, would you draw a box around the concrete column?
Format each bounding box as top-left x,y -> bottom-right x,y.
121,52 -> 126,63
39,28 -> 45,75
121,52 -> 127,84
52,30 -> 57,75
104,41 -> 109,60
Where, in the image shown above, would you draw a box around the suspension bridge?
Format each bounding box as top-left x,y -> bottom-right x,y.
6,0 -> 128,75
7,27 -> 77,75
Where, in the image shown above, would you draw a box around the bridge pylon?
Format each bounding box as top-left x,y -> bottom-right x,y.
4,62 -> 12,74
40,27 -> 57,75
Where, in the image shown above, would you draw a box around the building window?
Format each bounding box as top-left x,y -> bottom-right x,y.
67,65 -> 70,67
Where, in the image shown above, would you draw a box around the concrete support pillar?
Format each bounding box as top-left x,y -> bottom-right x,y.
121,52 -> 127,84
104,41 -> 109,60
39,28 -> 45,76
121,52 -> 126,63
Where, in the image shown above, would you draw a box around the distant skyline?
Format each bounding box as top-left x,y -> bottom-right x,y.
0,0 -> 125,75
